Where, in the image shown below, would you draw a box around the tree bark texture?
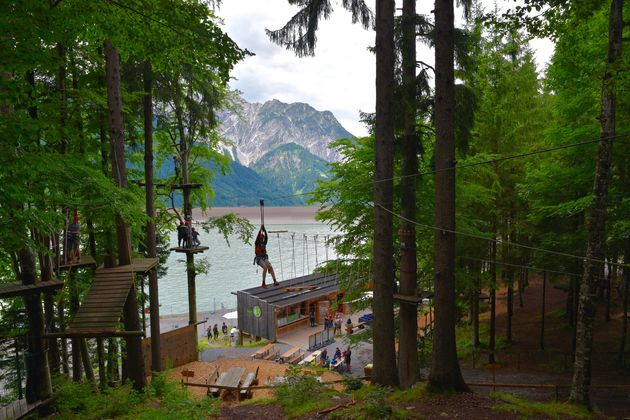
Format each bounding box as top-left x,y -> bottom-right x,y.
619,244 -> 629,364
489,242 -> 496,364
143,60 -> 162,372
372,0 -> 397,387
398,0 -> 419,390
18,247 -> 52,403
428,0 -> 467,391
104,38 -> 147,390
570,0 -> 622,406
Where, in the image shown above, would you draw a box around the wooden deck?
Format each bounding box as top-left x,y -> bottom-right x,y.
58,255 -> 97,271
0,397 -> 50,420
96,258 -> 158,274
0,279 -> 64,299
170,246 -> 209,254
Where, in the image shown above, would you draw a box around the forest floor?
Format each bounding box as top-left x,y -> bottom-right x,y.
170,273 -> 629,419
459,273 -> 630,418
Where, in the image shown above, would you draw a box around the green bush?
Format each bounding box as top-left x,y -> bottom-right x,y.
275,366 -> 333,418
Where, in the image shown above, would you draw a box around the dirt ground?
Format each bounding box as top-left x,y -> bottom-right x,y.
167,359 -> 344,402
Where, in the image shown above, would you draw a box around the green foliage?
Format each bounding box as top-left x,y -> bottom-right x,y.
491,392 -> 593,419
275,365 -> 334,418
202,212 -> 255,247
343,377 -> 364,392
341,385 -> 398,419
53,373 -> 222,419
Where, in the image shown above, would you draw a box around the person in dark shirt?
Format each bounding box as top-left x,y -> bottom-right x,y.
67,214 -> 81,263
254,225 -> 278,288
191,227 -> 200,247
177,221 -> 186,247
212,324 -> 219,340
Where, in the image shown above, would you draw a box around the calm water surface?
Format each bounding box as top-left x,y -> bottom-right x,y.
158,223 -> 336,315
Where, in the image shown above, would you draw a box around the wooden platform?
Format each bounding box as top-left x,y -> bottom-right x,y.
0,279 -> 64,299
96,258 -> 159,274
170,246 -> 209,254
0,396 -> 50,420
58,255 -> 96,271
58,261 -> 155,338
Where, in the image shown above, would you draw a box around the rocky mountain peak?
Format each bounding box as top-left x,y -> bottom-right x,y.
218,98 -> 354,166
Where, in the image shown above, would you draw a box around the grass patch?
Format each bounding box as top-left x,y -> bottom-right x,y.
390,383 -> 429,402
491,392 -> 592,419
238,397 -> 276,406
275,366 -> 337,418
336,385 -> 414,419
52,371 -> 221,419
198,337 -> 269,350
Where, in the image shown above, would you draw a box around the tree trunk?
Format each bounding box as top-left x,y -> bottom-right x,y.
489,242 -> 496,364
69,268 -> 82,381
107,338 -> 119,382
371,0 -> 397,387
428,0 -> 467,392
58,301 -> 69,375
104,38 -> 147,391
541,271 -> 547,351
618,243 -> 629,365
570,0 -> 622,407
97,338 -> 106,389
472,275 -> 480,347
398,0 -> 419,390
143,60 -> 162,373
40,235 -> 60,375
80,339 -> 94,382
18,247 -> 53,403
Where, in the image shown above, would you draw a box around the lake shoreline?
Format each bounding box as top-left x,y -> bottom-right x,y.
191,206 -> 322,225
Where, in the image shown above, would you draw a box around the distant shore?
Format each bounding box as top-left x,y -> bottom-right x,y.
191,206 -> 322,225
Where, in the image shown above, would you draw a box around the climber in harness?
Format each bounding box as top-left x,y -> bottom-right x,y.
254,200 -> 279,288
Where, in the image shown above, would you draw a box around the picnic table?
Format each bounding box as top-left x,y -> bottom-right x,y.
210,367 -> 246,398
251,343 -> 275,359
298,350 -> 321,365
329,358 -> 343,371
279,346 -> 300,363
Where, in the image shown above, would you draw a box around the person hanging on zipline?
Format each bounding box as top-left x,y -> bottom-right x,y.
67,213 -> 81,263
254,225 -> 279,288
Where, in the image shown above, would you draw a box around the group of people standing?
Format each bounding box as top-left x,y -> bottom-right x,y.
206,322 -> 229,341
319,346 -> 352,372
177,219 -> 201,248
321,311 -> 353,337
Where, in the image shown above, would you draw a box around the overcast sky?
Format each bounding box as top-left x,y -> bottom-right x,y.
218,1 -> 554,137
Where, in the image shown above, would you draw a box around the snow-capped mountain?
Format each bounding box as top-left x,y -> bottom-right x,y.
217,98 -> 354,166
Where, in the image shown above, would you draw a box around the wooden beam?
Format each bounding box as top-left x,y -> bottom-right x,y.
44,330 -> 145,339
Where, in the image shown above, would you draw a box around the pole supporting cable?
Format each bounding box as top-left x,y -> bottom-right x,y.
276,233 -> 284,281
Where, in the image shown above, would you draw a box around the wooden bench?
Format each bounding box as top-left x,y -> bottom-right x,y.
251,343 -> 275,359
210,372 -> 229,397
239,366 -> 260,400
264,349 -> 279,361
210,367 -> 246,398
298,350 -> 321,365
205,367 -> 219,396
279,346 -> 301,363
288,352 -> 304,364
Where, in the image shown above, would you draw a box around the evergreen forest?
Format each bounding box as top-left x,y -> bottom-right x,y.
0,0 -> 628,418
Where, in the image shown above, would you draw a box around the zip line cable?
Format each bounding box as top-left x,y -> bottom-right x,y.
457,255 -> 582,278
261,132 -> 630,203
373,202 -> 630,270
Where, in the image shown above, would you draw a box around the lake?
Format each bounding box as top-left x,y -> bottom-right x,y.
158,208 -> 336,315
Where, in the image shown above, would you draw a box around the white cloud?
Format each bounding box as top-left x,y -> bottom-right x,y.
217,0 -> 554,138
